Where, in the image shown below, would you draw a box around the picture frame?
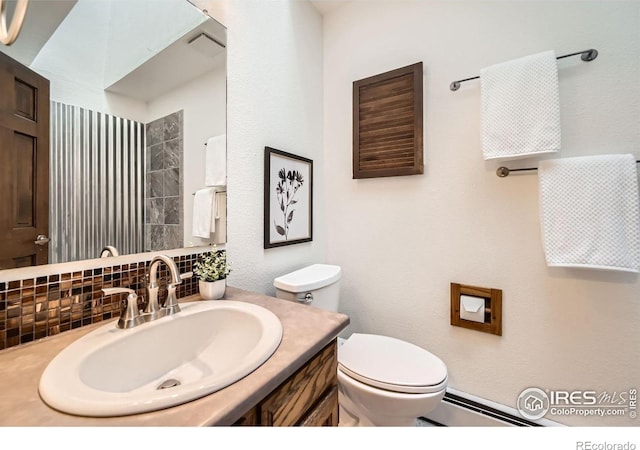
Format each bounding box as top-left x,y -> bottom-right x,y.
264,147 -> 313,249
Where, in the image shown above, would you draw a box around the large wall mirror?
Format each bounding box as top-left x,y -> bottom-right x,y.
0,0 -> 227,269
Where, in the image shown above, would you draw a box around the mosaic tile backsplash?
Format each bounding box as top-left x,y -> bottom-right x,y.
0,252 -> 205,351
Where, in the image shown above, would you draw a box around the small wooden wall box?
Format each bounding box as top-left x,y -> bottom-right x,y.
352,62 -> 423,179
450,283 -> 502,336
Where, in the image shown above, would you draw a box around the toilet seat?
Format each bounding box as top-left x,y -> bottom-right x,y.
338,333 -> 448,394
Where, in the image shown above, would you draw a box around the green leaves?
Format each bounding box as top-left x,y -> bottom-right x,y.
193,245 -> 231,282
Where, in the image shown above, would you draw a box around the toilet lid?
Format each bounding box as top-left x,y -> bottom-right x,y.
338,333 -> 447,394
273,264 -> 341,293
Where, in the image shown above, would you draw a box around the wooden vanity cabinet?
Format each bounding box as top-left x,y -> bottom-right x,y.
233,340 -> 339,426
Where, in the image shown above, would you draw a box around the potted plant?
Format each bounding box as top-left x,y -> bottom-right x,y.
193,246 -> 231,300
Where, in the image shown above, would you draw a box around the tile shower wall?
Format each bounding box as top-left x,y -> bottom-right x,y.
145,111 -> 184,251
0,252 -> 205,351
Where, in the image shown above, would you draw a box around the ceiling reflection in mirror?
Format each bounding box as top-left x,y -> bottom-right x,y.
0,0 -> 227,268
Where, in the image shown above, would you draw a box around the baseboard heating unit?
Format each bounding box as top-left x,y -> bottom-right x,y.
420,388 -> 563,427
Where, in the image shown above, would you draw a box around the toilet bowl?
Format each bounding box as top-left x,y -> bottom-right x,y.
274,264 -> 448,426
337,333 -> 447,426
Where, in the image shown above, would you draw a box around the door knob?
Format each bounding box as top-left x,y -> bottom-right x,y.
34,234 -> 50,245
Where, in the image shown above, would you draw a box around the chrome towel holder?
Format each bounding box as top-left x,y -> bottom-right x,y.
496,160 -> 640,178
449,48 -> 598,91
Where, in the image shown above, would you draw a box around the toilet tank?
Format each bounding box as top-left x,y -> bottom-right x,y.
273,264 -> 341,312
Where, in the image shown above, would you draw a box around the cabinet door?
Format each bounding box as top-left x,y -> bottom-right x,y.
232,407 -> 258,426
299,386 -> 339,427
260,341 -> 337,426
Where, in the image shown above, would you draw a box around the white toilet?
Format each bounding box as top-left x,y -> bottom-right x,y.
274,264 -> 448,426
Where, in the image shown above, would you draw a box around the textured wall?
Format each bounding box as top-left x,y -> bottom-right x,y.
224,0 -> 326,295
323,1 -> 639,426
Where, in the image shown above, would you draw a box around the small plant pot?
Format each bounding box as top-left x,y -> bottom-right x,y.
199,279 -> 226,300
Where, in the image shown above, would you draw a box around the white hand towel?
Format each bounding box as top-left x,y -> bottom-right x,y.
539,154 -> 640,273
205,134 -> 226,187
481,50 -> 561,161
192,188 -> 215,238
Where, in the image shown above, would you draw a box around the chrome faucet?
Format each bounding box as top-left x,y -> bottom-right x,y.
100,246 -> 119,257
145,255 -> 193,318
101,254 -> 192,329
145,255 -> 182,319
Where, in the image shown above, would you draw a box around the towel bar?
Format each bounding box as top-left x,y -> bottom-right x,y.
496,160 -> 640,178
449,49 -> 598,91
192,189 -> 227,195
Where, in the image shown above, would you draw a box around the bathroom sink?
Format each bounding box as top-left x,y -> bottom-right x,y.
39,300 -> 283,417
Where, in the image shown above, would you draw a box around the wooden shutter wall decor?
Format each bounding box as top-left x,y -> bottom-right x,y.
353,62 -> 423,179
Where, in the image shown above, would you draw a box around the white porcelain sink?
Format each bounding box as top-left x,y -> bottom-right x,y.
39,300 -> 283,417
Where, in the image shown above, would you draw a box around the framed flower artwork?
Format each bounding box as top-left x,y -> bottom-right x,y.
264,147 -> 313,248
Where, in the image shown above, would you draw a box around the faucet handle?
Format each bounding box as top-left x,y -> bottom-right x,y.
102,287 -> 135,296
180,271 -> 193,281
102,288 -> 144,329
164,271 -> 191,315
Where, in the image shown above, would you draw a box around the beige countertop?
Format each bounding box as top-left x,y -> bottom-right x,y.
0,286 -> 350,426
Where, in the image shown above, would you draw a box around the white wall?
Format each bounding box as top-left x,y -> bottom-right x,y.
323,1 -> 639,426
29,0 -> 148,120
29,0 -> 207,122
103,0 -> 207,87
223,0 -> 325,295
146,67 -> 227,247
